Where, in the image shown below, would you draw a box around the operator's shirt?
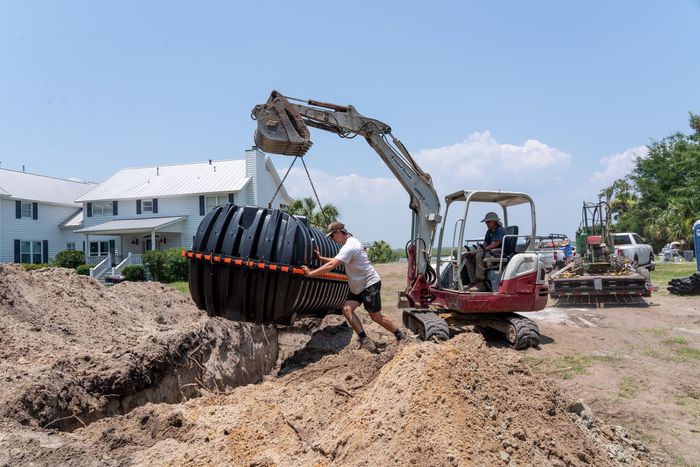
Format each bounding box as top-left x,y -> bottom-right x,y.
334,236 -> 381,294
484,225 -> 507,246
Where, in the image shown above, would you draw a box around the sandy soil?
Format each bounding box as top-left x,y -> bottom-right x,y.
0,262 -> 684,465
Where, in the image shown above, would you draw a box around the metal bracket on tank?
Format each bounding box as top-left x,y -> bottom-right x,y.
183,250 -> 349,282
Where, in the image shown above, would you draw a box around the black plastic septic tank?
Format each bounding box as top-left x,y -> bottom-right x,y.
187,205 -> 349,324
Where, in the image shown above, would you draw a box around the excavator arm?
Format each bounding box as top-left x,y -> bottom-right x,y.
252,91 -> 441,281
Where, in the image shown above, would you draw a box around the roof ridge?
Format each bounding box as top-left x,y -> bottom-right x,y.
116,158 -> 245,171
0,167 -> 97,185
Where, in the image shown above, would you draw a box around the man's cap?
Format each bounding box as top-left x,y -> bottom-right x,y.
481,212 -> 502,224
326,221 -> 346,237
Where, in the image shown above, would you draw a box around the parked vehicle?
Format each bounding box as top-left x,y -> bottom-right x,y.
661,242 -> 683,261
612,232 -> 655,270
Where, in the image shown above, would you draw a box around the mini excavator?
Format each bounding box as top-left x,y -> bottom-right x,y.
251,91 -> 548,349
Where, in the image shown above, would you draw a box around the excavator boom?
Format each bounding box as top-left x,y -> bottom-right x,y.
252,91 -> 441,281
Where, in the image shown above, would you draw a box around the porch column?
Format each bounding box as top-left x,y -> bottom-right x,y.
151,230 -> 156,250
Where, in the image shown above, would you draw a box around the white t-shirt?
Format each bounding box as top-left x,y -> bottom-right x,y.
334,237 -> 381,294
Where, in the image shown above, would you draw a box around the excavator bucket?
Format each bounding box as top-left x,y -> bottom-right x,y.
252,91 -> 313,156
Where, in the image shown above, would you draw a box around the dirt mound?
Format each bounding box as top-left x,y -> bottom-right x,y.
0,264 -> 278,433
0,265 -> 651,465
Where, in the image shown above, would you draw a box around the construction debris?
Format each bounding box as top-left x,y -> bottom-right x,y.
668,272 -> 700,295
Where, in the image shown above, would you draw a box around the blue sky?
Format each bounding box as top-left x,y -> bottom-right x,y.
1,1 -> 699,247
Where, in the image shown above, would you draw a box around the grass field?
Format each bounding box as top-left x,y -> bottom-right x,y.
650,261 -> 697,291
169,281 -> 189,294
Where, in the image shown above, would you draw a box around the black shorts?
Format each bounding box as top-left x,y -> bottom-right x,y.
347,281 -> 382,313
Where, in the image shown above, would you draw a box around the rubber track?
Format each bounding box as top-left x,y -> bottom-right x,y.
500,313 -> 540,350
403,310 -> 449,342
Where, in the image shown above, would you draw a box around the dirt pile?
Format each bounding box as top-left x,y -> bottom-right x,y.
0,265 -> 651,465
0,264 -> 278,433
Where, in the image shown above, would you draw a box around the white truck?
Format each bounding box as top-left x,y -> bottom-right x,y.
612,232 -> 655,270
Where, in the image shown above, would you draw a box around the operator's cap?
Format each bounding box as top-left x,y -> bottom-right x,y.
326,221 -> 346,237
480,212 -> 502,224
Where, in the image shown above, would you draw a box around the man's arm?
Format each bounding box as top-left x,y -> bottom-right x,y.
302,258 -> 343,277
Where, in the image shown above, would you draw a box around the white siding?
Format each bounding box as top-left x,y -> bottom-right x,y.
0,198 -> 81,263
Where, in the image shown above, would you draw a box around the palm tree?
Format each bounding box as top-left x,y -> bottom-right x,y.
367,240 -> 395,264
287,197 -> 339,230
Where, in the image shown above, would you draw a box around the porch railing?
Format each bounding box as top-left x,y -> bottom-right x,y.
112,252 -> 144,276
90,254 -> 112,279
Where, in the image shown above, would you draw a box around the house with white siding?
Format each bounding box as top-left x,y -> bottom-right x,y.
73,147 -> 293,277
0,169 -> 96,264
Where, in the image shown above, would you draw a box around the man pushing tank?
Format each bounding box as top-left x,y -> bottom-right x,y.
301,221 -> 404,352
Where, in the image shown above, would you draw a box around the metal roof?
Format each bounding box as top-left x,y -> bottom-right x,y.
76,160 -> 251,202
59,210 -> 83,228
75,216 -> 186,234
0,169 -> 96,206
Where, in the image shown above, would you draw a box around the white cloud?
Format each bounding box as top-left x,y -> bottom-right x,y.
277,131 -> 576,246
589,145 -> 648,185
414,131 -> 572,193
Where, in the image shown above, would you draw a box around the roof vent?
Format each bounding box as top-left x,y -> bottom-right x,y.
22,165 -> 25,172
157,167 -> 160,176
209,159 -> 212,165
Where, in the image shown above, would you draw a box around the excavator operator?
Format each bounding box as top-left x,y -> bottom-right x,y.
466,212 -> 507,291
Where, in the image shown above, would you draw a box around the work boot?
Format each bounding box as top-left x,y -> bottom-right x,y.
394,330 -> 405,343
467,281 -> 484,292
359,337 -> 378,353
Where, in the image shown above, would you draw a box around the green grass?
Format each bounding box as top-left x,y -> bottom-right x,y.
651,261 -> 697,292
618,376 -> 644,398
662,336 -> 688,345
675,396 -> 700,419
642,327 -> 669,336
527,353 -> 621,380
168,281 -> 189,294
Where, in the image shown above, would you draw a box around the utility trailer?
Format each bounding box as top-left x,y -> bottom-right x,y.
549,201 -> 654,306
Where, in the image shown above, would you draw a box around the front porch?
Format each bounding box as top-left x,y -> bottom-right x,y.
76,216 -> 186,279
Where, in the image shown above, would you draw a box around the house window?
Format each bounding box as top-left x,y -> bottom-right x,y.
205,195 -> 229,212
89,241 -> 109,257
66,242 -> 76,250
92,201 -> 114,216
142,200 -> 153,212
20,201 -> 32,218
20,241 -> 43,264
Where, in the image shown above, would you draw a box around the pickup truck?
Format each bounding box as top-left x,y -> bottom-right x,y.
612,232 -> 655,270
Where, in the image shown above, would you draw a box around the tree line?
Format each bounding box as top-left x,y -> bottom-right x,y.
601,112 -> 700,250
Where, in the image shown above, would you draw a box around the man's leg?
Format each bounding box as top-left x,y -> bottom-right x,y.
474,249 -> 486,281
368,311 -> 398,333
465,255 -> 477,285
341,300 -> 364,335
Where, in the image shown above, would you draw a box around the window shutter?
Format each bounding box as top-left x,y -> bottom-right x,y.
14,240 -> 20,263
42,240 -> 49,263
109,239 -> 116,256
228,193 -> 234,204
136,199 -> 142,214
86,203 -> 92,217
15,201 -> 21,218
199,196 -> 205,215
82,240 -> 86,252
153,198 -> 158,214
113,201 -> 118,216
32,203 -> 38,220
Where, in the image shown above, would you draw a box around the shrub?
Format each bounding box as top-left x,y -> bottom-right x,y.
143,250 -> 167,281
22,263 -> 49,271
53,250 -> 85,269
122,265 -> 145,281
163,248 -> 189,282
75,264 -> 91,276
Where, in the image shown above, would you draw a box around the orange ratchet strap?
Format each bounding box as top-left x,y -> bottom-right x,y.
182,250 -> 348,282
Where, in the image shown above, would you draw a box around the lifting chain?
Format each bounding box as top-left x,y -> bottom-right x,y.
268,156 -> 331,226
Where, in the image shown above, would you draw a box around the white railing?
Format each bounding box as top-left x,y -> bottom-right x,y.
111,252 -> 144,276
87,255 -> 108,265
90,254 -> 112,279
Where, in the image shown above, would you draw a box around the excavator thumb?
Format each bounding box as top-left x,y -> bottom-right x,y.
252,90 -> 313,156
